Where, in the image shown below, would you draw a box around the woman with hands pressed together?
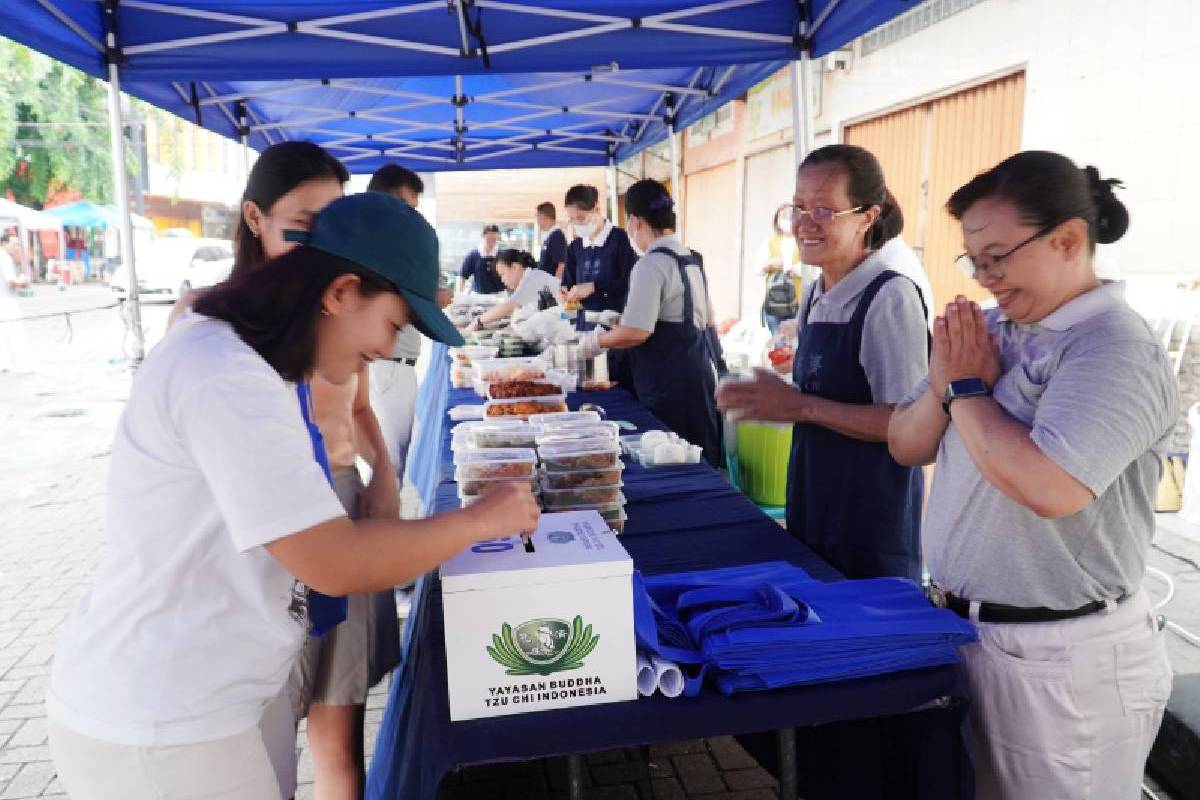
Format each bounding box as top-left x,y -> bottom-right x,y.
888,151 -> 1174,799
716,145 -> 929,582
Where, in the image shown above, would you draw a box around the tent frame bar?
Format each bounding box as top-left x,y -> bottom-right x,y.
104,2 -> 145,365
93,0 -> 789,66
33,0 -> 104,53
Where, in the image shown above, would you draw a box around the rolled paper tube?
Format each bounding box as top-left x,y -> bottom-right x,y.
636,652 -> 657,697
650,654 -> 685,699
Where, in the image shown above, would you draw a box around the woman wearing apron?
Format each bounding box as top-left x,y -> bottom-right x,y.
717,144 -> 929,582
45,193 -> 540,800
577,180 -> 722,466
560,184 -> 640,394
889,152 -> 1174,799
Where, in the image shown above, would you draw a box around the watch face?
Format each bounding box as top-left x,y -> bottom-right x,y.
949,378 -> 989,396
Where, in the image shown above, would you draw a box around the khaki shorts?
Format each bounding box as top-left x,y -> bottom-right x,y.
288,467 -> 401,718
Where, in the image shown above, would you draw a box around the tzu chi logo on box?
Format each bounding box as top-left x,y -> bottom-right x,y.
487,615 -> 600,676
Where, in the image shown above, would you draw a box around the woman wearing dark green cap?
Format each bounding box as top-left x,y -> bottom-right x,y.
45,193 -> 540,800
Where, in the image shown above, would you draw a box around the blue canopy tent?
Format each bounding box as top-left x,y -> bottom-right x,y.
1,0 -> 917,348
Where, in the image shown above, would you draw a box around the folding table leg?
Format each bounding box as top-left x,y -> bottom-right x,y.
567,753 -> 587,800
777,727 -> 798,800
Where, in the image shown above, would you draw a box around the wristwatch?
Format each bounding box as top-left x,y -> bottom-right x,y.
942,378 -> 991,415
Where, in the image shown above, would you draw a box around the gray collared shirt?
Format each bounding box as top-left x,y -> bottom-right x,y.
904,281 -> 1179,608
799,243 -> 929,405
623,235 -> 715,331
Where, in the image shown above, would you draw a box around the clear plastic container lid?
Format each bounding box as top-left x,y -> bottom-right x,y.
472,357 -> 548,382
534,422 -> 620,445
540,483 -> 625,506
454,447 -> 537,466
457,475 -> 538,497
483,396 -> 569,419
542,493 -> 626,514
538,464 -> 625,490
537,438 -> 621,457
466,422 -> 537,448
452,345 -> 499,362
528,410 -> 602,430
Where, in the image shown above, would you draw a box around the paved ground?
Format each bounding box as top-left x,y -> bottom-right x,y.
0,284 -> 1194,799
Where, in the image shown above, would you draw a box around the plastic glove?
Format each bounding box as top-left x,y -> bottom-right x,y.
577,329 -> 605,360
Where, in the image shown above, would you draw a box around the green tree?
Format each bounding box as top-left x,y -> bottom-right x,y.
0,38 -> 139,207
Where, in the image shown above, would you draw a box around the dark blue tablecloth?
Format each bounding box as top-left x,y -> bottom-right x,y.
369,343 -> 969,800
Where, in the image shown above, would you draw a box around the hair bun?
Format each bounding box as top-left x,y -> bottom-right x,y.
1084,166 -> 1129,244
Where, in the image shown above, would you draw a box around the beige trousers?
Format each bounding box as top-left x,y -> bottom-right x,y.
962,590 -> 1172,800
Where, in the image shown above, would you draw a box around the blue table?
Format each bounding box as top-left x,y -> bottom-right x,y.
367,344 -> 970,800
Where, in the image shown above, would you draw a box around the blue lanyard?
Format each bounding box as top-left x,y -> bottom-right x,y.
296,381 -> 347,637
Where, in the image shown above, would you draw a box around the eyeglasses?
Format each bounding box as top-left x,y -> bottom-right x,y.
955,221 -> 1063,279
782,204 -> 866,226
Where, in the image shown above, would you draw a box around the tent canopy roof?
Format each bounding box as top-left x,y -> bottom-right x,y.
0,198 -> 65,231
2,1 -> 918,171
44,201 -> 155,230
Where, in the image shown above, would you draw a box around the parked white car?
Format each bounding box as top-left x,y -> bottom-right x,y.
110,237 -> 234,302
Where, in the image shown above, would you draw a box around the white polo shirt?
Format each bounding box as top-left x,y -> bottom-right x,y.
47,313 -> 346,746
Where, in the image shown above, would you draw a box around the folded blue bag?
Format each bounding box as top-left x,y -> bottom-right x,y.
633,563 -> 977,697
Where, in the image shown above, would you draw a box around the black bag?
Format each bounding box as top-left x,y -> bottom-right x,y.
763,272 -> 799,320
762,271 -> 799,320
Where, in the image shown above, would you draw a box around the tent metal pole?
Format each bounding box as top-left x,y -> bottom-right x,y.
607,156 -> 619,222
789,53 -> 813,171
106,53 -> 145,365
668,122 -> 682,238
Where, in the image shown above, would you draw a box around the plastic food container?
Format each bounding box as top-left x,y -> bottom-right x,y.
528,410 -> 602,430
535,421 -> 620,445
473,357 -> 547,383
457,475 -> 538,497
484,396 -> 569,420
538,440 -> 621,471
466,421 -> 537,449
486,380 -> 565,401
545,500 -> 628,532
452,345 -> 499,365
539,464 -> 625,490
541,482 -> 624,507
453,448 -> 537,480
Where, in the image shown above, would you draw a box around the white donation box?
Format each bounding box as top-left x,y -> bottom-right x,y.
440,511 -> 638,721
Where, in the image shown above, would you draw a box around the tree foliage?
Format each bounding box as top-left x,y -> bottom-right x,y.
0,38 -> 139,208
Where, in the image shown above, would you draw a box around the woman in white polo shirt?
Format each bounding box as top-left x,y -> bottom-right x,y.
469,248 -> 560,330
889,151 -> 1175,799
45,193 -> 539,800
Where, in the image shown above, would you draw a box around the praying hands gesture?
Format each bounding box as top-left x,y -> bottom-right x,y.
930,295 -> 1001,398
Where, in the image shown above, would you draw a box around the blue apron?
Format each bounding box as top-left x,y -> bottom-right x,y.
627,247 -> 721,467
296,380 -> 348,637
786,270 -> 922,582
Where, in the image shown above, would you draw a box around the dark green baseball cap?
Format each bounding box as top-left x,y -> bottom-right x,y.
283,192 -> 463,346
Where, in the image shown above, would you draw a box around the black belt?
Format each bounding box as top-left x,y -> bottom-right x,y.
929,584 -> 1121,624
389,357 -> 418,366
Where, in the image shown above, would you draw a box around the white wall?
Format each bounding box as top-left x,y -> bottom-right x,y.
814,0 -> 1199,275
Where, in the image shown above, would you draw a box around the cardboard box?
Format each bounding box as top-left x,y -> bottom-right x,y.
440,511 -> 637,721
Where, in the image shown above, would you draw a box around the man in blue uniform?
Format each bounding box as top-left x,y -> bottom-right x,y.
536,202 -> 567,280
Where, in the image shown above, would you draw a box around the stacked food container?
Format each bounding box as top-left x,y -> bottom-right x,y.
452,447 -> 538,508
531,412 -> 627,533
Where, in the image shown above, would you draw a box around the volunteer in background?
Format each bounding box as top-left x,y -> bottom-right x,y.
716,145 -> 928,582
536,202 -> 568,280
457,224 -> 504,295
757,203 -> 805,333
0,233 -> 34,373
366,164 -> 451,494
888,151 -> 1174,800
579,180 -> 721,466
470,248 -> 561,330
560,184 -> 639,394
46,193 -> 540,800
